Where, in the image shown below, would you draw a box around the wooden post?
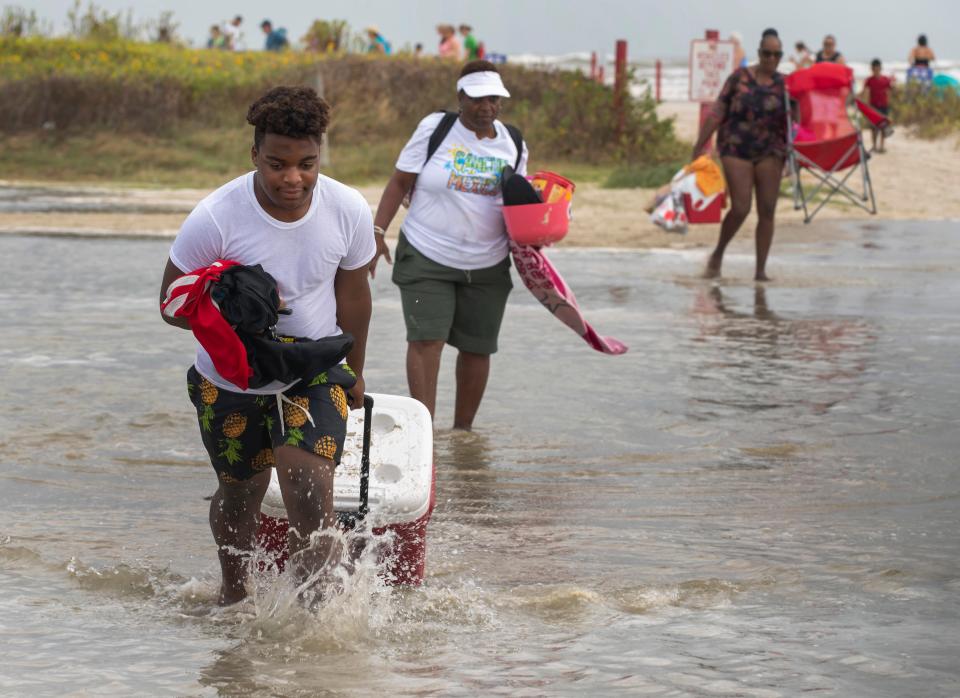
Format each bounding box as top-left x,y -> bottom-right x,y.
655,59 -> 662,102
613,40 -> 627,136
314,70 -> 330,167
703,30 -> 721,155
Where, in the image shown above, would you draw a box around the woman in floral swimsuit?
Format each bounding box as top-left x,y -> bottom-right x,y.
693,28 -> 786,281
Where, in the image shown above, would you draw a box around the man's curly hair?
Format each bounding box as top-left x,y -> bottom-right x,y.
246,86 -> 331,148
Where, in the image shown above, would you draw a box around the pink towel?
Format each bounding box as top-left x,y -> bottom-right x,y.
510,243 -> 628,355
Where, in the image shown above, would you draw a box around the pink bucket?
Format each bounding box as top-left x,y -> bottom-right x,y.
503,201 -> 571,246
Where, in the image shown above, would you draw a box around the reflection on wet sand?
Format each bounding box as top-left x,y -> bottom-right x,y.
434,430 -> 496,518
689,284 -> 875,417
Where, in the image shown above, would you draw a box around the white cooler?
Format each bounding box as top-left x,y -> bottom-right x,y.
256,393 -> 435,585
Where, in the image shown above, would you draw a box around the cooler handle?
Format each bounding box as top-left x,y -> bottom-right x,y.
336,394 -> 373,529
357,394 -> 373,520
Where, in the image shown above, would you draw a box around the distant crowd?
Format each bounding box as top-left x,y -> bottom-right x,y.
205,16 -> 487,60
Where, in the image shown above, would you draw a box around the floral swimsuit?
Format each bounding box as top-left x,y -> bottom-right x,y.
714,67 -> 787,162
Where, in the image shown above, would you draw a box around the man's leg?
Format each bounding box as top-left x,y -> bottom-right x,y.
209,470 -> 270,605
274,445 -> 338,583
186,367 -> 274,606
453,351 -> 490,431
407,339 -> 445,419
706,156 -> 755,278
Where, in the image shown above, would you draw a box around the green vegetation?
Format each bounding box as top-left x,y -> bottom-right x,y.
603,161 -> 685,189
892,88 -> 960,140
0,33 -> 685,187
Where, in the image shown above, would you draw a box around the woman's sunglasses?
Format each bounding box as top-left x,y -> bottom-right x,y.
760,49 -> 784,59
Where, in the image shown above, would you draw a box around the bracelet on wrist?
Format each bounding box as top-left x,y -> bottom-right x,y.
373,225 -> 386,237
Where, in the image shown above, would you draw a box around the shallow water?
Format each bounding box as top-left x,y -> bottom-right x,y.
1,222 -> 959,696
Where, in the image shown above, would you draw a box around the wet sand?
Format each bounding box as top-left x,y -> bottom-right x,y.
2,112 -> 958,252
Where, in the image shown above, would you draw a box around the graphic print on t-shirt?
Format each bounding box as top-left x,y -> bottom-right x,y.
443,145 -> 508,196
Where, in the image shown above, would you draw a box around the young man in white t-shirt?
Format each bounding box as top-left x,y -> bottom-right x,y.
159,86 -> 376,605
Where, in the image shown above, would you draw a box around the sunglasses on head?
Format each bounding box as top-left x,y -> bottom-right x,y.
760,49 -> 783,59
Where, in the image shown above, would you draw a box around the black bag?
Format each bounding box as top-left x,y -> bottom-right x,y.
210,264 -> 354,389
500,165 -> 543,206
211,264 -> 285,333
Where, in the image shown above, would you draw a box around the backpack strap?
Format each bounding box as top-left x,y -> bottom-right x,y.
425,111 -> 524,171
424,111 -> 459,165
504,123 -> 524,171
406,113 -> 525,208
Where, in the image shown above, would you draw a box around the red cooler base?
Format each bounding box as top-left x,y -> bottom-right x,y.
256,512 -> 433,586
256,464 -> 436,586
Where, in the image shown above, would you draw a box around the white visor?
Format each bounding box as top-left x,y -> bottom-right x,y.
456,71 -> 511,98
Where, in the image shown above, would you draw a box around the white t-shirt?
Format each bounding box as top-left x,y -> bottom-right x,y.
169,171 -> 376,395
396,112 -> 528,270
222,23 -> 243,50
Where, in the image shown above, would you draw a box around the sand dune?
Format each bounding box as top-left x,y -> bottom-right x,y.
1,102 -> 956,255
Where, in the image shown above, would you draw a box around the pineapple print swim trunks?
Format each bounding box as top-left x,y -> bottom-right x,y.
186,364 -> 357,484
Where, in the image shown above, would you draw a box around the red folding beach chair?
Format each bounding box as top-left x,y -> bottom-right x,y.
785,63 -> 878,223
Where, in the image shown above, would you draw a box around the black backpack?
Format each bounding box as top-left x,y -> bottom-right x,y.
405,111 -> 523,206
423,110 -> 524,170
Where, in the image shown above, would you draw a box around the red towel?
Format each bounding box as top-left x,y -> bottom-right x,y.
161,260 -> 253,390
510,243 -> 628,355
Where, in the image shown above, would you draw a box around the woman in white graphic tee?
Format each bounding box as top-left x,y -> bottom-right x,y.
370,60 -> 528,431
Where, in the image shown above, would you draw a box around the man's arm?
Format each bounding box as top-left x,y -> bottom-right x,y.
159,257 -> 191,330
335,265 -> 372,408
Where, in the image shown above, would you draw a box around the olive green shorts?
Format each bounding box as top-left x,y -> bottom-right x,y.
391,232 -> 513,355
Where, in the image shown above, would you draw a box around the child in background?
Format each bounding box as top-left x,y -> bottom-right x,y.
861,59 -> 893,153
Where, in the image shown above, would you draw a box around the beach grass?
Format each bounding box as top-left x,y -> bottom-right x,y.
1,36 -> 686,189
893,88 -> 960,139
0,128 -> 616,188
602,161 -> 686,189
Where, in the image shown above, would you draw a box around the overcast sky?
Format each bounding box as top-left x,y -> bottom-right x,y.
21,0 -> 959,61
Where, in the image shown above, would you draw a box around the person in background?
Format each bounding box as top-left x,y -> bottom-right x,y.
413,42 -> 424,59
207,24 -> 226,49
791,41 -> 813,70
909,34 -> 935,67
437,24 -> 461,60
815,35 -> 845,64
460,24 -> 480,60
692,28 -> 787,282
861,59 -> 893,153
223,15 -> 243,51
369,61 -> 528,430
729,31 -> 746,69
261,20 -> 288,52
366,26 -> 391,55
